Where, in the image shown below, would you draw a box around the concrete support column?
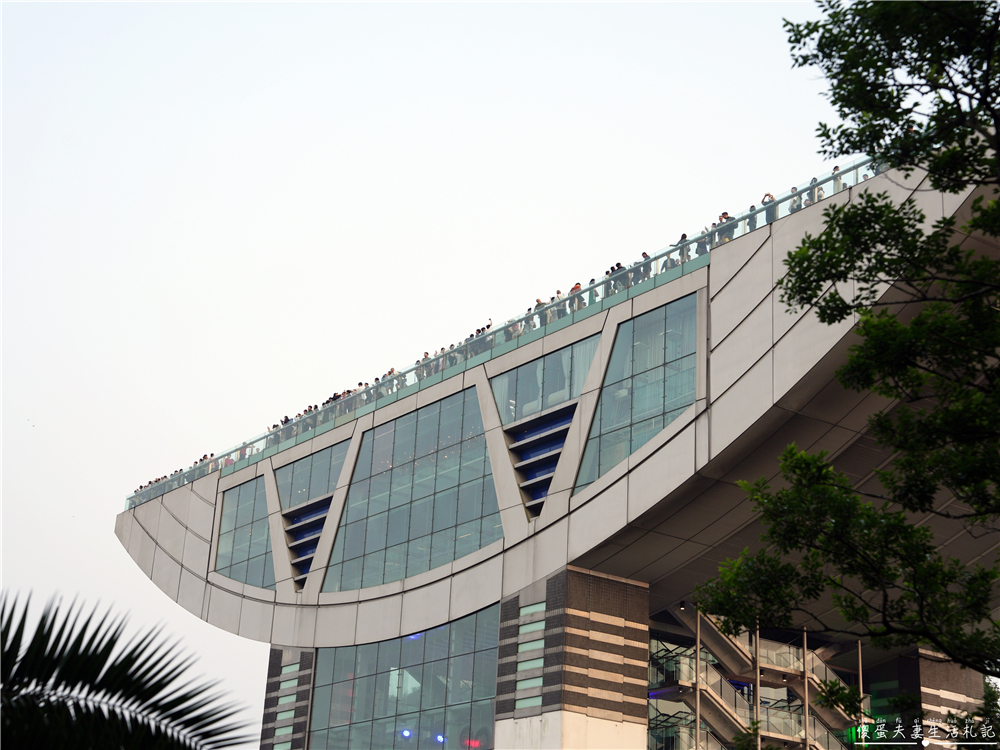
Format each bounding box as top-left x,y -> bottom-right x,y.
493,566 -> 649,750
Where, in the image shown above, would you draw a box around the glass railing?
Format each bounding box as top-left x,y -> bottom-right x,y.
126,155 -> 876,509
807,652 -> 852,695
701,662 -> 754,718
760,639 -> 804,671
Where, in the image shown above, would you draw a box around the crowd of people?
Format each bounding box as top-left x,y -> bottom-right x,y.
131,161 -> 877,499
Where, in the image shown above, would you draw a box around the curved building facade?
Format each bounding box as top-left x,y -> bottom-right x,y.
115,163 -> 991,750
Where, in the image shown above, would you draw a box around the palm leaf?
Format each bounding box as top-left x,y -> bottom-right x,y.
1,592 -> 253,750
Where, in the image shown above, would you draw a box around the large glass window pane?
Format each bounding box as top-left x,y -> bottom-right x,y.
432,488 -> 458,533
400,634 -> 425,668
384,543 -> 407,584
310,447 -> 333,498
334,646 -> 357,683
435,446 -> 460,491
576,438 -> 600,488
438,393 -> 464,450
599,427 -> 631,475
481,480 -> 499,517
470,700 -> 495,746
328,726 -> 350,748
408,497 -> 433,540
342,557 -> 363,590
322,563 -> 342,593
406,536 -> 430,577
418,708 -> 445,749
369,471 -> 391,517
412,456 -> 436,501
356,643 -> 379,678
371,427 -> 395,478
347,479 -> 370,524
446,653 -> 474,705
352,674 -> 377,722
425,624 -> 450,662
291,458 -> 312,507
462,389 -> 484,439
349,720 -> 373,750
514,359 -> 543,421
216,531 -> 234,569
445,704 -> 472,750
421,660 -> 448,709
571,335 -> 600,398
235,492 -> 255,529
454,520 -> 480,559
480,513 -> 503,547
541,350 -> 570,409
378,638 -> 401,674
246,554 -> 265,588
397,665 -> 422,714
392,413 -> 417,466
316,648 -> 336,686
632,414 -> 665,453
220,496 -> 238,534
604,319 -> 634,385
456,479 -> 483,525
475,607 -> 499,650
373,671 -> 397,721
633,305 -> 666,374
311,684 -> 333,731
459,436 -> 486,484
249,518 -> 268,558
449,615 -> 477,658
429,527 -> 456,571
274,464 -> 293,508
362,550 -> 386,588
490,369 -> 517,425
344,520 -> 367,561
414,403 -> 440,459
632,366 -> 665,423
233,525 -> 251,563
390,463 -> 413,508
354,433 -> 374,483
252,480 -> 269,521
330,680 -> 355,726
472,650 -> 498,700
372,717 -> 395,750
600,379 -> 632,433
386,505 -> 410,548
365,512 -> 388,555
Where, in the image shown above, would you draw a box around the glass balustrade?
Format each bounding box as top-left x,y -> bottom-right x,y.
126,155 -> 876,509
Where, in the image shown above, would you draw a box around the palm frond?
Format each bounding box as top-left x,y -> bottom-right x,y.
1,592 -> 253,750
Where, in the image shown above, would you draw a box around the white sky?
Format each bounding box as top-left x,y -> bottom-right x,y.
3,2 -> 841,745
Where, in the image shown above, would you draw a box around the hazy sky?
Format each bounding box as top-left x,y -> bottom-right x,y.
3,2 -> 842,744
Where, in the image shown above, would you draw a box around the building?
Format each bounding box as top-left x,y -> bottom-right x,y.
115,158 -> 992,750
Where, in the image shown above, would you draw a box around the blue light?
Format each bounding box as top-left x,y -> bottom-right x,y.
437,735 -> 445,743
402,729 -> 411,738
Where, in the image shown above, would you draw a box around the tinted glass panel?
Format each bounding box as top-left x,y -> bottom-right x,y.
322,387 -> 500,593
575,294 -> 697,492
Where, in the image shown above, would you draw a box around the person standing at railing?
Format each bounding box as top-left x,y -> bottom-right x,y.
789,186 -> 802,213
762,193 -> 777,223
747,206 -> 758,232
832,165 -> 843,193
697,228 -> 710,255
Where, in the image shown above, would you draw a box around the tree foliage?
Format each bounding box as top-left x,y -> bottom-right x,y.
1,593 -> 251,750
698,0 -> 1000,687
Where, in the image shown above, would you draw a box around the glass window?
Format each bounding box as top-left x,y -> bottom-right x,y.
215,477 -> 274,590
491,334 -> 600,425
322,387 -> 501,594
276,440 -> 350,509
312,605 -> 498,749
575,295 -> 697,492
